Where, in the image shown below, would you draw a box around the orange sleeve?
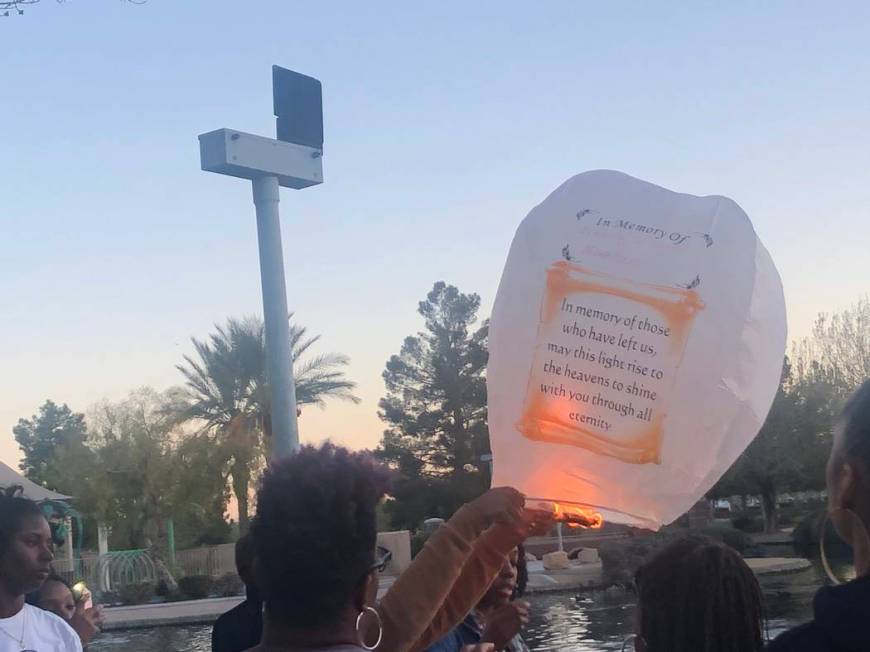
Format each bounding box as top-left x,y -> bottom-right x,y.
376,503 -> 488,652
407,523 -> 523,652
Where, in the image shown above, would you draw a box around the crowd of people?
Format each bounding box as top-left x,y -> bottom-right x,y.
1,379 -> 868,652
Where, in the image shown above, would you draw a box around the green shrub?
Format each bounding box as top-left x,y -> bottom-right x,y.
777,503 -> 819,528
696,524 -> 757,555
599,526 -> 761,587
732,515 -> 764,534
119,582 -> 156,605
163,589 -> 187,603
411,530 -> 433,558
178,575 -> 213,600
154,577 -> 178,598
99,590 -> 121,606
213,573 -> 245,597
599,534 -> 671,587
793,511 -> 824,555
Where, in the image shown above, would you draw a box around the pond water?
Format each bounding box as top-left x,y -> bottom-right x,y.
520,574 -> 816,651
90,567 -> 821,652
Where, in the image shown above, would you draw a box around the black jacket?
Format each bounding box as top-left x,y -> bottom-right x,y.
767,575 -> 870,652
211,595 -> 263,652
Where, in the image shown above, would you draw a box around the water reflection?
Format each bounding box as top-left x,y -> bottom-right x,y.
88,566 -> 825,652
525,563 -> 825,652
526,593 -> 634,651
89,624 -> 212,651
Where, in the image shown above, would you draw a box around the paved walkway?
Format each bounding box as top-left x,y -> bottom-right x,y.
102,557 -> 811,630
525,560 -> 603,592
103,596 -> 244,630
746,557 -> 812,575
103,578 -> 399,631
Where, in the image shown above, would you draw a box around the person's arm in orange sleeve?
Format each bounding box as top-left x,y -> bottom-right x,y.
408,510 -> 555,652
376,488 -> 524,652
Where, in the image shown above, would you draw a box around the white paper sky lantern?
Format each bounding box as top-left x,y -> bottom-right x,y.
487,170 -> 786,530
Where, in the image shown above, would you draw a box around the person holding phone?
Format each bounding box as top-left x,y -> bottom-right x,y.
425,546 -> 531,652
27,575 -> 104,649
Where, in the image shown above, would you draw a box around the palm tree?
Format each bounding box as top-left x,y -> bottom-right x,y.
175,315 -> 359,531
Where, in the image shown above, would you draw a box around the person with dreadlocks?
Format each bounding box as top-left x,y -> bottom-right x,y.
629,535 -> 765,652
0,486 -> 82,652
767,379 -> 870,652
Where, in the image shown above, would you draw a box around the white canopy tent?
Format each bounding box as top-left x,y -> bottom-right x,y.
0,460 -> 70,501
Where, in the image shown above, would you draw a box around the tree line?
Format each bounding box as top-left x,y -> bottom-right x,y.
12,289 -> 869,551
13,316 -> 358,552
377,290 -> 869,534
710,296 -> 870,531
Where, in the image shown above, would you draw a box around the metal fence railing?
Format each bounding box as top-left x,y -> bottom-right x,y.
50,531 -> 410,594
53,550 -> 157,593
174,543 -> 236,578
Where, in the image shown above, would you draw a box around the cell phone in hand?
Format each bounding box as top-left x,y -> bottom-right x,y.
72,581 -> 93,610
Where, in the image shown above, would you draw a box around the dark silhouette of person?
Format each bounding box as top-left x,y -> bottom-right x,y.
212,533 -> 263,652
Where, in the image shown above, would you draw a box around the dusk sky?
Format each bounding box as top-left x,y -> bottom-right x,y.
2,1 -> 868,469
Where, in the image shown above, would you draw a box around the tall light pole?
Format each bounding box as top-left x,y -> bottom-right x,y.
198,66 -> 323,458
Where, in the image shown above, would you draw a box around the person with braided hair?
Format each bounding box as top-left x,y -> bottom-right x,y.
630,535 -> 765,652
0,486 -> 81,651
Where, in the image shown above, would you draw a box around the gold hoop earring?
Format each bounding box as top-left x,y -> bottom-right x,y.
355,605 -> 382,651
821,507 -> 870,584
622,633 -> 646,651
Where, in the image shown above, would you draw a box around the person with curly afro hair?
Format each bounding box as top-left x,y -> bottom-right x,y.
245,443 -> 391,651
241,442 -> 546,652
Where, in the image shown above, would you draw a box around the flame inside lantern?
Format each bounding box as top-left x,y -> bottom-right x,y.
529,499 -> 603,529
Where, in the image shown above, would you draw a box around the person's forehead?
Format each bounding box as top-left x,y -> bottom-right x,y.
17,514 -> 50,534
42,581 -> 72,599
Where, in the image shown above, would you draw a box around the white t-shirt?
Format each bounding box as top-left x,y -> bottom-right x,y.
0,604 -> 82,652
